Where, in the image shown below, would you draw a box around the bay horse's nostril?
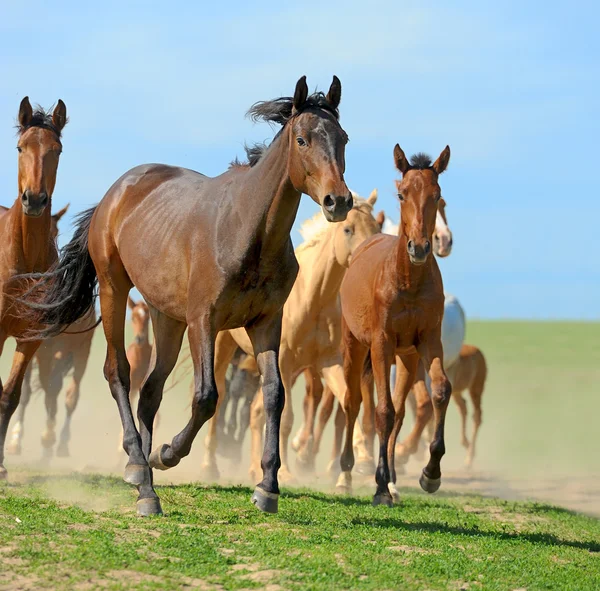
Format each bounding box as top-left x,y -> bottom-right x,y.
39,192 -> 48,207
407,240 -> 414,252
424,241 -> 431,254
22,190 -> 31,205
323,195 -> 335,211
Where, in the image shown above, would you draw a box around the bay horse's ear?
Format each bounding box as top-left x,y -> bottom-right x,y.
367,188 -> 378,206
293,76 -> 309,112
52,100 -> 68,132
18,96 -> 33,129
433,145 -> 451,175
376,210 -> 385,229
127,296 -> 137,310
326,75 -> 342,109
52,203 -> 70,222
393,144 -> 410,175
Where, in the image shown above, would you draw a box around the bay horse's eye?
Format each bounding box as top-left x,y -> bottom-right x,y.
16,147 -> 22,153
296,137 -> 307,147
397,193 -> 404,202
343,227 -> 353,236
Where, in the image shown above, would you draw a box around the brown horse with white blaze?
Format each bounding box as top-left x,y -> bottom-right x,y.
0,97 -> 67,479
16,76 -> 352,515
338,144 -> 452,506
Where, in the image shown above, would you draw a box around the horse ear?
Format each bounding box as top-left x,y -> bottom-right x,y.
127,296 -> 137,310
367,188 -> 378,206
18,97 -> 33,129
293,76 -> 309,112
376,210 -> 385,229
52,203 -> 69,222
326,75 -> 342,109
52,100 -> 68,132
393,144 -> 410,175
433,145 -> 450,175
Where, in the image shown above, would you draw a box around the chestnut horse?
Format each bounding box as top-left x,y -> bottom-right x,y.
0,98 -> 67,479
7,205 -> 97,458
337,145 -> 452,506
17,76 -> 352,515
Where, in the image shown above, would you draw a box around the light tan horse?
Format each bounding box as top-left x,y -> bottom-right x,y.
205,192 -> 384,482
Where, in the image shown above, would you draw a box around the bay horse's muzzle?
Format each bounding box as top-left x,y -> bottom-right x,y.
22,190 -> 49,217
407,239 -> 431,265
322,193 -> 353,222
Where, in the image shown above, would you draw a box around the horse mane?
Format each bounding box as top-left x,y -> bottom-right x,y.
296,193 -> 374,254
16,105 -> 64,138
409,153 -> 433,170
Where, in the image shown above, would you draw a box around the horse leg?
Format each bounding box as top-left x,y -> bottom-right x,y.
453,389 -> 469,449
418,332 -> 452,494
248,387 -> 265,483
315,385 -> 335,471
38,346 -> 60,458
202,330 -> 237,480
293,368 -> 322,474
396,362 -> 433,465
466,357 -> 485,468
0,339 -> 39,479
291,368 -> 314,453
57,344 -> 90,458
6,362 -> 33,456
387,353 -> 419,503
336,321 -> 368,495
357,368 -> 376,475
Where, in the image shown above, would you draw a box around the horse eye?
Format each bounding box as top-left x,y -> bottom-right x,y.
397,193 -> 404,202
344,227 -> 353,236
16,147 -> 22,153
296,137 -> 307,147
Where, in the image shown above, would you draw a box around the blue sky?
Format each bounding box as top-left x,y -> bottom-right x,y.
1,1 -> 598,319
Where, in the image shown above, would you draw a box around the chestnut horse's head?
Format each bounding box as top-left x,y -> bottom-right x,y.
50,204 -> 70,242
433,198 -> 453,257
16,97 -> 67,218
128,296 -> 150,342
394,144 -> 451,266
333,189 -> 384,267
248,76 -> 352,222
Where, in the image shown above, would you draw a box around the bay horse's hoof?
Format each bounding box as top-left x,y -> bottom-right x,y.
388,481 -> 400,503
372,491 -> 394,507
0,465 -> 7,480
419,471 -> 441,494
56,442 -> 70,458
201,463 -> 220,482
137,497 -> 163,517
6,441 -> 21,456
354,459 -> 376,476
251,486 -> 279,514
149,444 -> 178,471
124,463 -> 149,486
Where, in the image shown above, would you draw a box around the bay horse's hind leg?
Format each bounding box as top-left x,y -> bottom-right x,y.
6,363 -> 33,456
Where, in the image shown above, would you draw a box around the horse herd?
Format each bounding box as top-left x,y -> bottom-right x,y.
0,75 -> 487,516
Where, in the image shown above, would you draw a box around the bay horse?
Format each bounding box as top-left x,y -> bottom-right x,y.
337,144 -> 452,506
205,193 -> 383,484
0,97 -> 67,479
7,205 -> 97,459
17,76 -> 352,515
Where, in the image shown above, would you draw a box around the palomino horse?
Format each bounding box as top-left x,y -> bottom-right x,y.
7,205 -> 97,459
17,76 -> 352,515
0,98 -> 68,479
337,145 -> 452,506
204,191 -> 384,483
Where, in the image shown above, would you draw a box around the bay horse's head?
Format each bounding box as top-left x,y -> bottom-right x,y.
248,76 -> 352,222
128,296 -> 150,342
394,144 -> 451,265
334,189 -> 384,267
50,204 -> 70,242
433,198 -> 453,257
16,97 -> 67,218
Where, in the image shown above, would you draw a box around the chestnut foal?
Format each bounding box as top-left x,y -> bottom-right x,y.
0,98 -> 67,478
337,145 -> 452,506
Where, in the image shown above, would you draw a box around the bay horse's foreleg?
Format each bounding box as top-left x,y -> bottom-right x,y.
387,353 -> 419,502
38,346 -> 60,457
0,339 -> 40,479
150,314 -> 217,474
57,343 -> 91,458
245,314 -> 285,513
6,363 -> 33,456
396,362 -> 433,465
418,333 -> 451,494
357,369 -> 376,475
336,320 -> 368,495
202,330 -> 237,479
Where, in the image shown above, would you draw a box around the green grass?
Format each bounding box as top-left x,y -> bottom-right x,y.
0,473 -> 599,591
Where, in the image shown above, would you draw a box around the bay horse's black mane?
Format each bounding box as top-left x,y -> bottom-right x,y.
16,105 -> 64,138
230,91 -> 341,170
409,153 -> 433,170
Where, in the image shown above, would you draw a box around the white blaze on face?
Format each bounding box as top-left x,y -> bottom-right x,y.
434,210 -> 452,256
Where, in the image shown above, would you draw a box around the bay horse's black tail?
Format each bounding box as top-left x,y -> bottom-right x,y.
17,206 -> 98,340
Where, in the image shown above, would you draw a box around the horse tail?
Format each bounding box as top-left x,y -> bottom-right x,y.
17,206 -> 98,340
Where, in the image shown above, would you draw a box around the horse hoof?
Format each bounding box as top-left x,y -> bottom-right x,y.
335,471 -> 352,495
355,459 -> 376,476
56,443 -> 69,458
6,442 -> 21,456
372,491 -> 394,507
137,497 -> 163,517
278,468 -> 296,485
335,484 -> 353,495
124,463 -> 148,486
42,446 -> 54,459
149,444 -> 176,471
0,465 -> 7,480
251,487 -> 279,514
419,471 -> 441,494
202,463 -> 220,482
388,482 -> 400,503
295,454 -> 315,474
